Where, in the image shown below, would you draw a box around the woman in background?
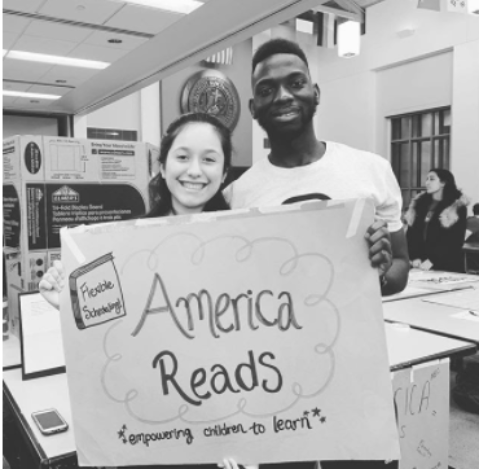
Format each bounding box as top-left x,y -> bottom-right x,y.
405,168 -> 469,273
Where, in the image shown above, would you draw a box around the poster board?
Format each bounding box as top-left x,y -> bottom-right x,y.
19,291 -> 66,380
392,359 -> 449,469
59,199 -> 400,466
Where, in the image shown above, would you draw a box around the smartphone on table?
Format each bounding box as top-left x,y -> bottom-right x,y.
31,408 -> 69,435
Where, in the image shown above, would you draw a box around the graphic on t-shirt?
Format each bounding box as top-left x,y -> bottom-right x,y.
282,193 -> 331,205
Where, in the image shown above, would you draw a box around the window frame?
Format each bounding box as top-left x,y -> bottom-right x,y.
389,106 -> 451,208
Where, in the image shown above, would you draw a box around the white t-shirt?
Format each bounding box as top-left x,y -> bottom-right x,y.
225,141 -> 403,232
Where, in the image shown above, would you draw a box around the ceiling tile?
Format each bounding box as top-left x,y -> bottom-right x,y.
2,96 -> 19,106
3,58 -> 54,81
105,4 -> 183,35
29,84 -> 72,96
24,19 -> 95,43
14,35 -> 79,55
83,31 -> 149,50
38,0 -> 125,25
3,81 -> 31,92
3,31 -> 20,50
39,65 -> 98,87
10,97 -> 58,110
3,0 -> 46,13
3,14 -> 32,33
69,43 -> 128,62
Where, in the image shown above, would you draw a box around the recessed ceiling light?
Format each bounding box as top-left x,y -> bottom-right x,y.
108,38 -> 123,44
55,79 -> 67,83
121,0 -> 203,14
6,50 -> 110,69
3,90 -> 61,100
76,5 -> 86,11
30,100 -> 40,103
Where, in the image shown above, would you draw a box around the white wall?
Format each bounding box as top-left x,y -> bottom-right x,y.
74,85 -> 161,147
451,39 -> 479,205
376,51 -> 453,156
310,0 -> 479,208
3,114 -> 59,138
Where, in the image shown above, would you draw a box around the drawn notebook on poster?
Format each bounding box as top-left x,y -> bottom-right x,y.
69,252 -> 127,330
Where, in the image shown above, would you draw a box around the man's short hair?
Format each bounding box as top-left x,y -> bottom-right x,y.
473,203 -> 479,216
252,38 -> 309,73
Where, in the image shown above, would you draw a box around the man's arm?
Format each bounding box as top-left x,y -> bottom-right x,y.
366,222 -> 409,296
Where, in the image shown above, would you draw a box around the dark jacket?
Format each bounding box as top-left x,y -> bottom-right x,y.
405,192 -> 469,273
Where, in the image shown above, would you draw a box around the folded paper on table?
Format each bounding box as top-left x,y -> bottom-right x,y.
59,198 -> 400,466
408,270 -> 479,291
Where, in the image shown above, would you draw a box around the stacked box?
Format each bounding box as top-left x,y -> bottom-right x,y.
3,135 -> 159,336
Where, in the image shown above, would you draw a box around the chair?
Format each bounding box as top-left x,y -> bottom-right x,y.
463,242 -> 479,275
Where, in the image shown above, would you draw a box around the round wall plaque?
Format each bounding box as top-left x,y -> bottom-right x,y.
180,69 -> 241,131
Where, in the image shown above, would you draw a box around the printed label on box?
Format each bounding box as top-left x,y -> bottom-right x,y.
24,142 -> 42,175
3,185 -> 21,248
45,183 -> 147,249
3,143 -> 19,180
26,184 -> 47,250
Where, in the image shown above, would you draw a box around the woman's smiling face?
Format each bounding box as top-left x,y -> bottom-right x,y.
161,122 -> 226,215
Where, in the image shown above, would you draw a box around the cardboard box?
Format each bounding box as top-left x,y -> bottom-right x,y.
3,135 -> 158,336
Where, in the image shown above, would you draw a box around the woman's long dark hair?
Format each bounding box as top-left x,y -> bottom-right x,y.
145,113 -> 232,218
428,168 -> 462,206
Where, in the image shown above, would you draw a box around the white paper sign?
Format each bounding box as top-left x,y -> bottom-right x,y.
60,199 -> 399,466
392,360 -> 449,469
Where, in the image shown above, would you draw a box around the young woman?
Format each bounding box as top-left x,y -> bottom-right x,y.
39,113 -> 259,469
40,112 -> 232,308
405,168 -> 469,273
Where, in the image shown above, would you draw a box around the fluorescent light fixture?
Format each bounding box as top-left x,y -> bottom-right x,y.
296,19 -> 314,34
122,0 -> 202,14
7,50 -> 110,69
338,21 -> 361,58
3,90 -> 61,100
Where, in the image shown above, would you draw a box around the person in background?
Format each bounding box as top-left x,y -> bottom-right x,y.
405,168 -> 469,273
465,202 -> 479,243
225,38 -> 409,297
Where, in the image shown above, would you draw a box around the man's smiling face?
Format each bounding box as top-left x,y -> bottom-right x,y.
250,53 -> 319,138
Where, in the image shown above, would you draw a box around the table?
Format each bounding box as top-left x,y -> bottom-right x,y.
383,291 -> 479,344
3,369 -> 78,469
3,333 -> 21,370
385,322 -> 477,370
4,320 -> 475,469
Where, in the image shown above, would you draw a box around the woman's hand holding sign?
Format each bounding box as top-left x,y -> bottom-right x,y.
39,260 -> 65,310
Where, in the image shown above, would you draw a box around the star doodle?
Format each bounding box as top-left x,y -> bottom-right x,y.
303,410 -> 310,417
118,428 -> 125,439
312,407 -> 321,417
320,416 -> 326,423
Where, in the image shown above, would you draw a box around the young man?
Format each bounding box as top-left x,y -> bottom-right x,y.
226,38 -> 409,295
